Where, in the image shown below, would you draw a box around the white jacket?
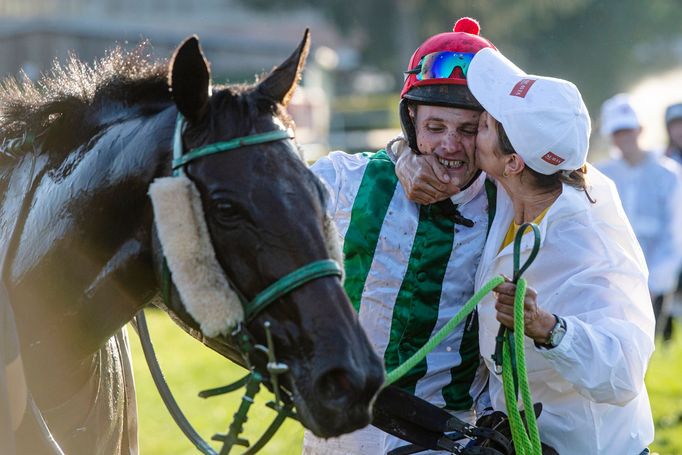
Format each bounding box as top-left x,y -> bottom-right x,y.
475,164 -> 655,455
598,152 -> 682,295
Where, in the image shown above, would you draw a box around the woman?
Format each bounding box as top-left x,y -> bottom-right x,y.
468,48 -> 654,454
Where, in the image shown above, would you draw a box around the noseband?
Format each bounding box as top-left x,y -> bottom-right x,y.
136,113 -> 342,454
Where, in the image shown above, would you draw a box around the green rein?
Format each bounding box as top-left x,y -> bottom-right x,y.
385,223 -> 543,455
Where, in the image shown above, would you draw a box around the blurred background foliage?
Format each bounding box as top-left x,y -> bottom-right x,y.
241,0 -> 682,113
2,1 -> 681,155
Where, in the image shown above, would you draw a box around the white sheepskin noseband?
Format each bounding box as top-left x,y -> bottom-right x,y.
149,176 -> 345,338
149,176 -> 243,337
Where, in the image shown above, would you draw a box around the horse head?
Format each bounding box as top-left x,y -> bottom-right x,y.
155,32 -> 384,438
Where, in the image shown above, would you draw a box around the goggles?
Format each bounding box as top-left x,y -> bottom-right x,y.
406,51 -> 475,81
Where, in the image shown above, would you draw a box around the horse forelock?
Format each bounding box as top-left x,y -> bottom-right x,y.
206,84 -> 303,161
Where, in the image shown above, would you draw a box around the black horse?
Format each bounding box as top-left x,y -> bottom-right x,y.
0,32 -> 384,454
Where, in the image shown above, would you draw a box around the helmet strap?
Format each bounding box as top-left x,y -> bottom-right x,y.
399,98 -> 420,154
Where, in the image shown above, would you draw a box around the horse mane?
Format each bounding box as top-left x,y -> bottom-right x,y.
0,42 -> 171,155
0,41 -> 297,160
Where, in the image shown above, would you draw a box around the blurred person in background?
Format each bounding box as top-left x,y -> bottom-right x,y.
663,101 -> 682,340
303,17 -> 499,454
597,94 -> 682,342
664,101 -> 682,165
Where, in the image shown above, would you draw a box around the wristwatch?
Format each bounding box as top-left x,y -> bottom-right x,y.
536,314 -> 567,349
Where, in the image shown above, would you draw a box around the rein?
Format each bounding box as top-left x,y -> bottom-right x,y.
384,224 -> 543,454
136,113 -> 342,454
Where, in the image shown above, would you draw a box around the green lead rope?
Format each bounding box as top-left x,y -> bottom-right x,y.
500,276 -> 541,455
385,223 -> 543,455
501,224 -> 542,455
385,275 -> 505,386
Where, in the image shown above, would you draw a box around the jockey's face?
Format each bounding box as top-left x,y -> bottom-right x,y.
410,104 -> 480,188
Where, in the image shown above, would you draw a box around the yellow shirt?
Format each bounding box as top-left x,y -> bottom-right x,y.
499,206 -> 551,252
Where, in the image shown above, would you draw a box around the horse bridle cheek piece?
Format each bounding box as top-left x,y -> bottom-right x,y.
137,113 -> 343,455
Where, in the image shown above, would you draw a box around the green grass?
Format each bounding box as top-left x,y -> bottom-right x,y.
129,309 -> 303,455
130,311 -> 682,454
648,325 -> 682,455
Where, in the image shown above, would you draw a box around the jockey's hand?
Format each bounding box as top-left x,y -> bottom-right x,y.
395,148 -> 460,205
493,277 -> 556,344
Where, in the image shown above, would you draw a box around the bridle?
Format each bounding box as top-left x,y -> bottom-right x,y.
136,112 -> 343,454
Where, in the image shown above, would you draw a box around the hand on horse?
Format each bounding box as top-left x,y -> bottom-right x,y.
395,148 -> 461,205
492,278 -> 556,344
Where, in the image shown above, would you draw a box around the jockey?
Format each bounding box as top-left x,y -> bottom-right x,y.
303,17 -> 498,454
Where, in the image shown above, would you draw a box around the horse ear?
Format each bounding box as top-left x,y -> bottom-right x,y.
257,29 -> 310,107
169,35 -> 211,123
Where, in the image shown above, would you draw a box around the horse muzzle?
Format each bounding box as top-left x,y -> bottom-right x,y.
286,344 -> 385,438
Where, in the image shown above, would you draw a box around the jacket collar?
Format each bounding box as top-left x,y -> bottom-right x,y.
481,170 -> 592,266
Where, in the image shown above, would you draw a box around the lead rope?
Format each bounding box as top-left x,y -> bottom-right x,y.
499,223 -> 542,455
385,223 -> 542,455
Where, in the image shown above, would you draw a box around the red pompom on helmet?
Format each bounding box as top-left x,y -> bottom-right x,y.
399,17 -> 497,152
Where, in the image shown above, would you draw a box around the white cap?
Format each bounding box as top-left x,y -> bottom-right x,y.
468,48 -> 591,175
599,93 -> 640,136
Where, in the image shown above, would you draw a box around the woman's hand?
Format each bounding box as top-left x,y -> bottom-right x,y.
493,278 -> 556,344
395,149 -> 460,204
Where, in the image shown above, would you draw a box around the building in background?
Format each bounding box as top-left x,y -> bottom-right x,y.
0,0 -> 396,159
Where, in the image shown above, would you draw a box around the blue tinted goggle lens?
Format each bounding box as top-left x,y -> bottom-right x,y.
412,52 -> 475,81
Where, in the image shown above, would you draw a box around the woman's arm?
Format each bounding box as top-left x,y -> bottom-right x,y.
492,271 -> 654,405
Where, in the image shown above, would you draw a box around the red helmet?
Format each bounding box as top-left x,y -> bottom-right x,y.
401,17 -> 496,110
399,18 -> 496,153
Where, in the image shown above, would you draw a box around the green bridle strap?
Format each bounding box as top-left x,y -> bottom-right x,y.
171,114 -> 294,172
245,259 -> 343,322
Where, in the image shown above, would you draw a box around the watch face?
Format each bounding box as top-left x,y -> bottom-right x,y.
549,318 -> 567,347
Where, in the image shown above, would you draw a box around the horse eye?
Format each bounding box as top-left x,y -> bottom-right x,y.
215,201 -> 234,212
213,200 -> 242,225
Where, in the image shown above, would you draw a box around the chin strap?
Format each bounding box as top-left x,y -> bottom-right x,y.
399,99 -> 419,153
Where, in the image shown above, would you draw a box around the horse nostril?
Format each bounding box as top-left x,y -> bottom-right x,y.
315,368 -> 355,403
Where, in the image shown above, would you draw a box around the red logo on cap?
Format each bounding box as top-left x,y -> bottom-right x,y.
541,151 -> 565,166
510,79 -> 536,98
